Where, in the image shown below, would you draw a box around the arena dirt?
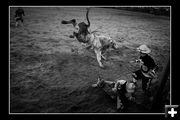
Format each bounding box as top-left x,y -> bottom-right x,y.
10,7 -> 170,113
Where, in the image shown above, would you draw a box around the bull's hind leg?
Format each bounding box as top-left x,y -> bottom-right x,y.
95,50 -> 104,68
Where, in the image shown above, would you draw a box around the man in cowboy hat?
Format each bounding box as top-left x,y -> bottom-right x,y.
131,44 -> 158,93
92,77 -> 136,110
14,7 -> 25,27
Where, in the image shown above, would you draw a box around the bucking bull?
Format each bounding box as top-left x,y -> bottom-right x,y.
61,8 -> 119,68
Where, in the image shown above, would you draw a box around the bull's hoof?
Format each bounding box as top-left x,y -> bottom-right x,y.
100,65 -> 106,69
92,79 -> 104,88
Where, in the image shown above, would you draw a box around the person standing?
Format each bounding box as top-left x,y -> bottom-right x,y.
131,44 -> 158,93
15,7 -> 25,27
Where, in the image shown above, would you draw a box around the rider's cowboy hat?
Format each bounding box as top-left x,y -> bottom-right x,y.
137,44 -> 151,54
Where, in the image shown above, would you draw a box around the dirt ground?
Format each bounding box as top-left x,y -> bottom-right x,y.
9,7 -> 170,113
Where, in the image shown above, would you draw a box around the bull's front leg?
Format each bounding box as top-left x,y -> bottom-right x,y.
101,49 -> 107,60
101,54 -> 107,60
94,49 -> 104,68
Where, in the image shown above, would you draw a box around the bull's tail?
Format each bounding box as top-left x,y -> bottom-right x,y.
86,8 -> 91,28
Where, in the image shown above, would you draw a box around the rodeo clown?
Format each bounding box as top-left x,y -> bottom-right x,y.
131,44 -> 158,94
92,76 -> 136,110
14,7 -> 25,27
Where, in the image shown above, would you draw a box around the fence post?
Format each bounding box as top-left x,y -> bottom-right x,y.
150,59 -> 170,112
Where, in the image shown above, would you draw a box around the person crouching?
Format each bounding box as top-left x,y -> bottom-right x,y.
92,77 -> 136,110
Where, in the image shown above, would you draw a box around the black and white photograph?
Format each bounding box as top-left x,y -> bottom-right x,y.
9,6 -> 170,113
